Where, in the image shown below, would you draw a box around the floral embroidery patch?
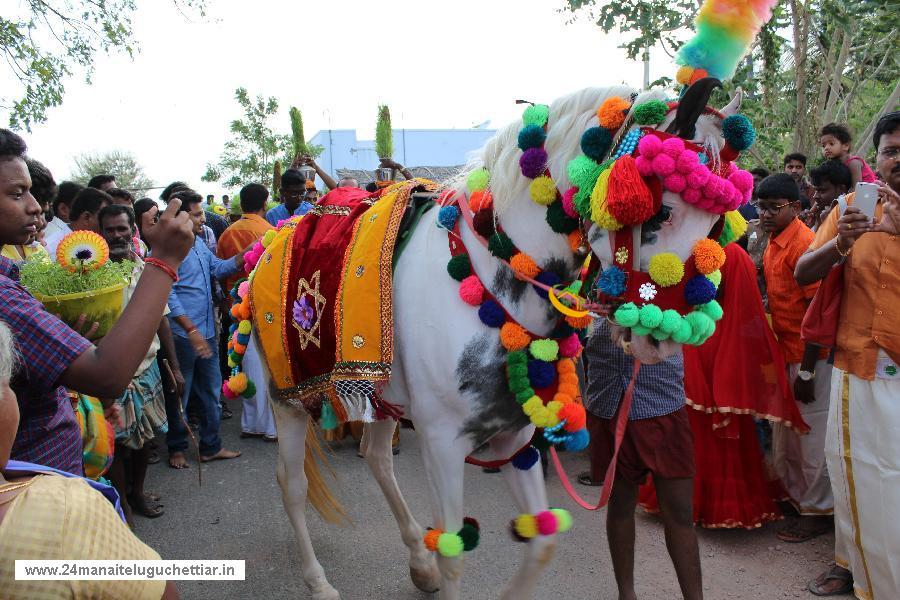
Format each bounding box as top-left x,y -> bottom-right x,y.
291,270 -> 326,349
615,247 -> 629,265
638,282 -> 657,302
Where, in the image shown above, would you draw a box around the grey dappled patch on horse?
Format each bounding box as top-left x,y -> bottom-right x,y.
491,264 -> 529,306
457,333 -> 529,446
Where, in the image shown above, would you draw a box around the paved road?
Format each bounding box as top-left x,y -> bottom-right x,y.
135,403 -> 842,599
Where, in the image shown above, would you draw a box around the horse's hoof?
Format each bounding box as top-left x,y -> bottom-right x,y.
310,584 -> 340,600
410,561 -> 441,593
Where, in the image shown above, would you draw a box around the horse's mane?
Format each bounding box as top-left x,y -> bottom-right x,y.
450,86 -> 669,215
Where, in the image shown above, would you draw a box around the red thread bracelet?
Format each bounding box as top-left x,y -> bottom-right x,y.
145,257 -> 179,282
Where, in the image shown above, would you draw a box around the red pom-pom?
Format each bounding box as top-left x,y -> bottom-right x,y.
469,190 -> 493,212
458,275 -> 485,306
689,68 -> 709,84
472,209 -> 495,238
606,156 -> 655,225
463,516 -> 480,531
559,403 -> 587,432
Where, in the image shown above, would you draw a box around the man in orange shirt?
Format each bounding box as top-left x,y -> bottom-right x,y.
217,183 -> 277,441
758,174 -> 834,543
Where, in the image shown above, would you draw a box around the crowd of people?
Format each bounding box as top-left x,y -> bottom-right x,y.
0,110 -> 898,598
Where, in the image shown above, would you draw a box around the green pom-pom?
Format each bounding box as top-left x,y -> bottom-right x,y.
550,508 -> 573,533
638,304 -> 663,329
684,312 -> 712,345
447,254 -> 471,281
545,201 -> 579,233
508,363 -> 528,380
632,325 -> 652,336
659,310 -> 683,334
488,233 -> 515,260
706,270 -> 722,288
507,351 -> 528,366
516,388 -> 535,404
241,380 -> 257,398
509,375 -> 532,394
518,125 -> 547,151
651,328 -> 670,341
458,523 -> 480,551
632,100 -> 669,125
672,319 -> 693,344
580,127 -> 613,162
614,302 -> 640,328
566,155 -> 602,192
229,351 -> 242,364
467,168 -> 490,192
437,533 -> 464,558
698,300 -> 723,322
523,104 -> 550,127
529,339 -> 559,362
238,320 -> 252,335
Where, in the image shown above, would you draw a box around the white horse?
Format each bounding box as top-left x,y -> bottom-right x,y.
262,82 -> 744,600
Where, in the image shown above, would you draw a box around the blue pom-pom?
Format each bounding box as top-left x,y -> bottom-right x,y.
511,446 -> 540,470
437,205 -> 460,230
564,429 -> 590,452
478,300 -> 506,328
518,124 -> 547,151
236,333 -> 251,345
597,266 -> 627,297
722,114 -> 756,151
684,275 -> 717,306
533,271 -> 561,299
580,127 -> 613,162
527,359 -> 557,389
229,323 -> 238,335
698,152 -> 708,165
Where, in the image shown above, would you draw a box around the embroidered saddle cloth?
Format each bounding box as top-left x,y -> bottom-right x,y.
250,180 -> 438,425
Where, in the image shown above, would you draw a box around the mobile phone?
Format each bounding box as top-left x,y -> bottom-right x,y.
854,182 -> 879,219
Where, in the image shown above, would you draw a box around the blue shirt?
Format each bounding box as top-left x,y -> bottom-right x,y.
582,319 -> 685,420
166,237 -> 239,339
265,201 -> 313,226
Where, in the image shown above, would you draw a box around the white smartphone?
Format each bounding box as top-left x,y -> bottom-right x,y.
854,182 -> 879,219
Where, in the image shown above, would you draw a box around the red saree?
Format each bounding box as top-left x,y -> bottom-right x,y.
639,243 -> 807,528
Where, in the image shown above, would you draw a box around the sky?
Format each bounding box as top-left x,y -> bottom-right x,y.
6,0 -> 674,196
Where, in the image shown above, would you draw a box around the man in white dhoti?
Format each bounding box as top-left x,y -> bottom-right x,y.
796,111 -> 900,598
240,335 -> 277,440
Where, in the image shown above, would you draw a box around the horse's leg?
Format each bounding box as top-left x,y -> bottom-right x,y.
272,401 -> 340,600
363,419 -> 440,592
490,428 -> 557,600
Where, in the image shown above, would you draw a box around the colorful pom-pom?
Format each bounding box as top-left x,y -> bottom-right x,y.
237,280 -> 250,299
545,201 -> 578,234
520,147 -> 548,179
238,320 -> 252,335
605,156 -> 656,225
564,429 -> 589,452
685,275 -> 717,306
550,508 -> 573,532
559,402 -> 586,432
472,209 -> 495,238
614,302 -> 640,328
221,382 -> 238,400
722,114 -> 756,151
693,238 -> 726,274
597,96 -> 630,129
648,253 -> 685,287
478,300 -> 505,328
458,275 -> 484,306
533,271 -> 561,299
469,189 -> 493,211
522,396 -> 544,416
458,523 -> 480,551
522,104 -> 549,127
561,187 -> 578,218
467,168 -> 490,192
507,350 -> 528,366
698,299 -> 724,321
262,229 -> 277,247
633,100 -> 669,125
437,533 -> 464,558
529,339 -> 559,362
437,205 -> 460,230
675,65 -> 694,85
501,323 -> 532,352
528,360 -> 556,389
447,254 -> 471,281
672,318 -> 693,344
423,529 -> 442,552
659,309 -> 683,334
510,253 -> 540,279
512,446 -> 540,471
530,176 -> 558,206
514,514 -> 538,539
558,333 -> 582,358
536,510 -> 558,536
581,127 -> 613,162
518,124 -> 547,151
241,380 -> 257,398
488,232 -> 516,260
597,266 -> 627,297
566,155 -> 603,192
639,304 -> 664,329
706,269 -> 722,288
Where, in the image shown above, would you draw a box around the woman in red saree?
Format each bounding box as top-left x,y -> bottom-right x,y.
639,243 -> 808,528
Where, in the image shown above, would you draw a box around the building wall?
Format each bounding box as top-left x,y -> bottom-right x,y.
309,128 -> 497,175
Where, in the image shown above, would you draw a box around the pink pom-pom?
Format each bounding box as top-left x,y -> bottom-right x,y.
637,134 -> 662,158
697,196 -> 716,210
704,177 -> 723,199
686,168 -> 710,189
661,137 -> 686,158
276,219 -> 288,228
558,333 -> 582,358
682,188 -> 702,204
634,156 -> 654,177
222,382 -> 238,400
243,262 -> 254,275
675,151 -> 700,174
238,281 -> 250,299
562,187 -> 578,218
719,180 -> 736,202
458,275 -> 485,306
730,188 -> 745,209
232,331 -> 239,345
651,153 -> 676,177
663,173 -> 687,193
729,169 -> 754,194
536,510 -> 558,536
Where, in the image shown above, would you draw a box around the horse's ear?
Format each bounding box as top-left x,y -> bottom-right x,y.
720,88 -> 743,117
668,77 -> 723,139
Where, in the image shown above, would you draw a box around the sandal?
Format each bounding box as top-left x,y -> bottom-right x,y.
577,471 -> 603,487
128,494 -> 165,519
808,564 -> 853,596
777,517 -> 831,543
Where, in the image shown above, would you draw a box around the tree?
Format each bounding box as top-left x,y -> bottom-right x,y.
71,150 -> 155,196
1,0 -> 207,131
202,87 -> 293,189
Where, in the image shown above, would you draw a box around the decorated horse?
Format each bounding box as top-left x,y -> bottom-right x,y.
222,1 -> 776,597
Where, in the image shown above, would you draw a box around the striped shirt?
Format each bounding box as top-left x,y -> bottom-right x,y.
582,319 -> 685,420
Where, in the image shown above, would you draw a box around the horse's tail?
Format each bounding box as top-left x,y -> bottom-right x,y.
304,419 -> 349,525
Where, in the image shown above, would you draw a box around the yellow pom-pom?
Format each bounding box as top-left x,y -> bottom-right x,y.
514,514 -> 538,539
522,396 -> 544,416
546,400 -> 564,416
227,373 -> 248,394
706,270 -> 722,288
724,210 -> 748,241
262,230 -> 277,247
437,533 -> 464,557
648,253 -> 685,287
529,176 -> 558,206
693,238 -> 726,275
597,96 -> 631,130
227,356 -> 237,368
676,66 -> 694,85
550,508 -> 573,532
544,412 -> 560,428
238,320 -> 252,335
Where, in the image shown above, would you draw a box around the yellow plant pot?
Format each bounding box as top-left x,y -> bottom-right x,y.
33,281 -> 128,338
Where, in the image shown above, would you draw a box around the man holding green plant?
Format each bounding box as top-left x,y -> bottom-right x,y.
0,128 -> 195,476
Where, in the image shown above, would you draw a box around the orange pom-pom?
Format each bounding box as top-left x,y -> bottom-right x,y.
500,322 -> 531,352
509,253 -> 540,279
597,96 -> 631,130
424,529 -> 442,552
675,66 -> 694,85
469,190 -> 493,212
567,230 -> 583,253
689,68 -> 709,84
559,403 -> 587,432
233,343 -> 247,354
240,303 -> 251,321
693,238 -> 726,275
230,304 -> 241,318
557,359 -> 576,374
566,314 -> 593,329
553,393 -> 574,405
558,383 -> 580,398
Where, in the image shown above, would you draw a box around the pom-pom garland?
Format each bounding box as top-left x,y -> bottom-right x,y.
447,254 -> 472,281
519,147 -> 548,179
423,518 -> 481,557
684,275 -> 718,306
648,253 -> 685,287
597,96 -> 631,129
437,205 -> 460,230
467,168 -> 490,193
693,238 -> 727,274
580,127 -> 613,162
522,103 -> 549,127
632,100 -> 669,125
511,508 -> 573,540
511,446 -> 540,470
517,124 -> 547,151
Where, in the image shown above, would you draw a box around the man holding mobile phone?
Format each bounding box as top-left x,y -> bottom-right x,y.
796,112 -> 900,598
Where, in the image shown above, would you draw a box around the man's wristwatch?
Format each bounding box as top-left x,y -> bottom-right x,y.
798,370 -> 815,382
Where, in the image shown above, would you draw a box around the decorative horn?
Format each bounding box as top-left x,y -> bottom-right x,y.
720,88 -> 743,117
669,77 -> 722,140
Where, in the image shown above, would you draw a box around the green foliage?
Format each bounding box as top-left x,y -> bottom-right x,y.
273,160 -> 282,199
289,107 -> 308,157
375,104 -> 393,159
1,1 -> 206,131
71,151 -> 154,196
202,87 -> 293,189
20,257 -> 133,297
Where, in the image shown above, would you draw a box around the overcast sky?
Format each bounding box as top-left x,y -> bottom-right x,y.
6,0 -> 674,196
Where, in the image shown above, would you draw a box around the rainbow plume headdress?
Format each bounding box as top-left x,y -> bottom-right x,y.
676,0 -> 778,84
